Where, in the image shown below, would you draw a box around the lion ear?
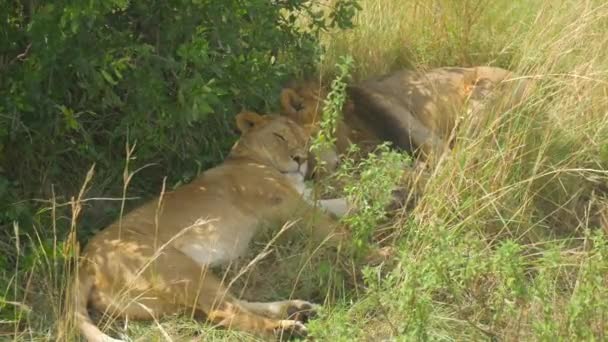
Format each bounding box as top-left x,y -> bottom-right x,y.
280,88 -> 304,122
235,111 -> 266,133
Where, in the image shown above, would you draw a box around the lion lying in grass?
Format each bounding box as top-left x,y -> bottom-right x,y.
281,66 -> 530,166
73,112 -> 366,341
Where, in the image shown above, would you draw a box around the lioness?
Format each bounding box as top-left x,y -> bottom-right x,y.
281,66 -> 530,167
73,112 -> 355,341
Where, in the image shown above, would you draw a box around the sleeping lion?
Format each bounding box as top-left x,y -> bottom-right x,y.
72,112 -> 363,341
281,66 -> 531,168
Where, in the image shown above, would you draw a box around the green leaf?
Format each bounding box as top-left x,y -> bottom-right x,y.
100,70 -> 117,85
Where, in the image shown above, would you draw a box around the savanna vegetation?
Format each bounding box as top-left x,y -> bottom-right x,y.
1,0 -> 607,341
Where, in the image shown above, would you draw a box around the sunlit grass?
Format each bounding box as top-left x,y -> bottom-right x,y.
311,0 -> 608,340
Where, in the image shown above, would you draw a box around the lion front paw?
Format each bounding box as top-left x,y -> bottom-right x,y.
285,300 -> 319,323
275,319 -> 308,340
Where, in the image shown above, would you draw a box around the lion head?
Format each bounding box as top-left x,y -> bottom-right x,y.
280,81 -> 344,177
280,80 -> 328,129
231,111 -> 311,180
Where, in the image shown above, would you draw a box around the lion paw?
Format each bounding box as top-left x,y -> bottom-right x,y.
285,300 -> 319,323
275,319 -> 308,340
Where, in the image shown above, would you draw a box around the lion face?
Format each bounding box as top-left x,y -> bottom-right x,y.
280,81 -> 327,129
234,111 -> 310,179
280,83 -> 340,177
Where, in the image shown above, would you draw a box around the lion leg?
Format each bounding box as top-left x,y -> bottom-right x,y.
86,233 -> 309,338
239,299 -> 319,322
90,287 -> 185,321
174,274 -> 309,337
299,207 -> 350,247
146,248 -> 310,337
313,197 -> 350,218
298,181 -> 350,218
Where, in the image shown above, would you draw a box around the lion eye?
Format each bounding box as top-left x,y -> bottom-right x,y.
273,132 -> 286,142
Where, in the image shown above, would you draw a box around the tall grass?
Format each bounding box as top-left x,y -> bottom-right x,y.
309,0 -> 608,340
2,0 -> 608,340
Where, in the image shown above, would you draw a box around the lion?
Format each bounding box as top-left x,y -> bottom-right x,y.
72,112 -> 362,342
280,66 -> 531,209
280,66 -> 531,168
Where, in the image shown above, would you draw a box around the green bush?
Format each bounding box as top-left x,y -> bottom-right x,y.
0,0 -> 359,233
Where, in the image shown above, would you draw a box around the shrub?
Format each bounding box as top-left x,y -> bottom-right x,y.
0,0 -> 360,234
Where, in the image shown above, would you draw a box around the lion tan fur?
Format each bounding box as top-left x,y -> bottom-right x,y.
280,66 -> 531,165
73,112 -> 351,341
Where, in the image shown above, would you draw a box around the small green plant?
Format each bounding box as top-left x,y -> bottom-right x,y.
310,54 -> 354,175
565,229 -> 608,339
337,143 -> 410,254
490,240 -> 530,324
309,55 -> 410,254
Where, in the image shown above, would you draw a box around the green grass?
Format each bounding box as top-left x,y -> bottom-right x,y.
3,0 -> 608,340
311,0 -> 608,340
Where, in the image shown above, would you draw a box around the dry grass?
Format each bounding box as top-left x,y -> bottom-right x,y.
309,0 -> 608,340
